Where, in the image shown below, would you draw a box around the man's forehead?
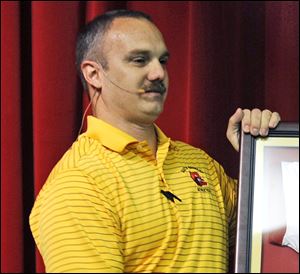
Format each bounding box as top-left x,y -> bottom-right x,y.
107,17 -> 165,44
110,17 -> 157,33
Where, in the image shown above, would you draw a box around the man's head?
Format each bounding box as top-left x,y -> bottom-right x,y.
76,9 -> 169,124
76,10 -> 153,91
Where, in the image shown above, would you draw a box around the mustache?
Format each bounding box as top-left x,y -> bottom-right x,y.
143,82 -> 166,94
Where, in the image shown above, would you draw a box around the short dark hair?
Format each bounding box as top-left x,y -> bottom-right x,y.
76,9 -> 153,91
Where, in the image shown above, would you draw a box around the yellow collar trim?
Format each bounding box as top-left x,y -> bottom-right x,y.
83,116 -> 169,152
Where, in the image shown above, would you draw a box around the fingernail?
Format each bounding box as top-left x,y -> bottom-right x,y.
252,128 -> 259,135
244,125 -> 250,132
260,128 -> 268,136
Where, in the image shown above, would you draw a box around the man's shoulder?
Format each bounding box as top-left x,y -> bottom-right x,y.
171,140 -> 210,157
43,136 -> 102,184
33,136 -> 103,202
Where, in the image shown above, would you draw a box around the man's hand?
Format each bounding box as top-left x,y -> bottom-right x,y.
226,108 -> 281,152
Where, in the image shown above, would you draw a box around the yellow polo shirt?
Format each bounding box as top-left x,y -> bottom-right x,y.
30,115 -> 237,273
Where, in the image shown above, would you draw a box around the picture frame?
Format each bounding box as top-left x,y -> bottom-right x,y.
235,122 -> 299,273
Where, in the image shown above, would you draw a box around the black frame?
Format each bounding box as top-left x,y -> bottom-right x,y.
234,122 -> 299,273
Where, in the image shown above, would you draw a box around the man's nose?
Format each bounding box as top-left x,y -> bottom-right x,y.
147,59 -> 166,81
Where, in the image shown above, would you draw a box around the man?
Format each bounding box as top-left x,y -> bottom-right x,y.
30,10 -> 281,273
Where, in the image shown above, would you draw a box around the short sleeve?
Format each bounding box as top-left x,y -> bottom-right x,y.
30,168 -> 124,273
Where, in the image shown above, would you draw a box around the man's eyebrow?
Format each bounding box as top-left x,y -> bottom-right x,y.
125,50 -> 170,58
161,51 -> 170,58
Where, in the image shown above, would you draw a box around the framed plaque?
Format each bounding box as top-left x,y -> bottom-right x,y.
235,122 -> 299,273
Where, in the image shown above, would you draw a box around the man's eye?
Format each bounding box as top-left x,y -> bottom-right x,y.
160,58 -> 169,65
132,57 -> 146,64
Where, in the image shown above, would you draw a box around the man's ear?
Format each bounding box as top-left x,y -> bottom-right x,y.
81,61 -> 102,89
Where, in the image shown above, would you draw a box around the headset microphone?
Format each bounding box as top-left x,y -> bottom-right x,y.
137,88 -> 146,94
100,66 -> 145,94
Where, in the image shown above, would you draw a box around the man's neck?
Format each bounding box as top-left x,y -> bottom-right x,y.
95,112 -> 158,156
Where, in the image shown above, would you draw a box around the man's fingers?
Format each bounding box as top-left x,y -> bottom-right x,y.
226,108 -> 244,152
226,108 -> 243,136
241,109 -> 250,133
256,110 -> 281,136
269,112 -> 281,128
259,109 -> 272,136
249,108 -> 262,136
227,107 -> 281,152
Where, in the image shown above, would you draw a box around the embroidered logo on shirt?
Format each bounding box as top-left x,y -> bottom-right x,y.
181,166 -> 211,193
189,172 -> 207,186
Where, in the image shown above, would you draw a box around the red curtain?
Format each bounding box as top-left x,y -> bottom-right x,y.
1,1 -> 298,273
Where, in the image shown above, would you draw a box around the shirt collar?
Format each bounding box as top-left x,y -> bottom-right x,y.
83,115 -> 170,152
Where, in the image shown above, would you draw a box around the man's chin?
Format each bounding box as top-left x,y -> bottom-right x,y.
139,106 -> 164,123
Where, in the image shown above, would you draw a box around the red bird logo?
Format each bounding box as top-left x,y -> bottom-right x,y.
190,172 -> 207,186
